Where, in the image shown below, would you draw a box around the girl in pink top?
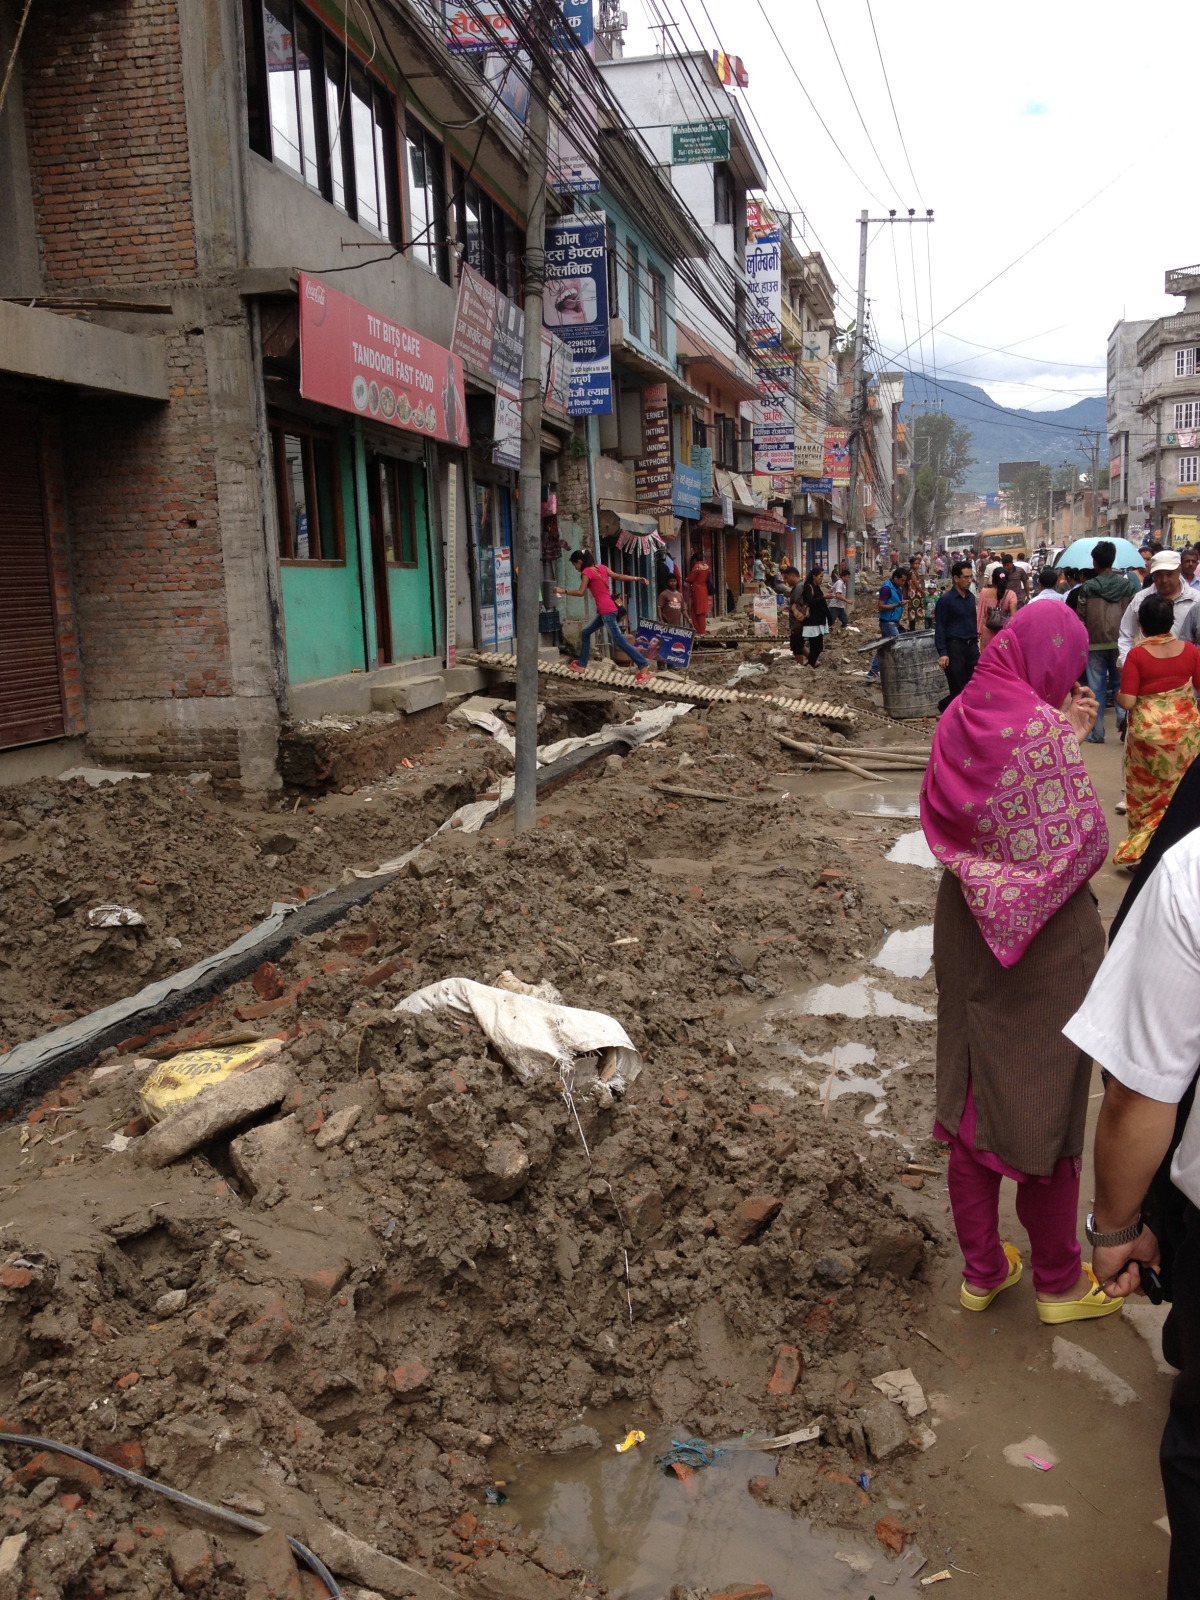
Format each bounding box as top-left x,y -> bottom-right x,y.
555,550 -> 653,680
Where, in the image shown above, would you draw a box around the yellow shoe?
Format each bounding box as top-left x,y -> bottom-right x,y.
1036,1265 -> 1125,1325
960,1242 -> 1023,1311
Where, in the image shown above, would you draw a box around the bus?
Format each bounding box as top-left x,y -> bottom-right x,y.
979,527 -> 1028,557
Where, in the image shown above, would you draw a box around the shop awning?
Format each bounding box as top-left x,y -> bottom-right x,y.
0,299 -> 167,400
617,513 -> 659,536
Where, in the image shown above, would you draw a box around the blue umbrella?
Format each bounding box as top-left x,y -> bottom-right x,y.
1054,536 -> 1145,570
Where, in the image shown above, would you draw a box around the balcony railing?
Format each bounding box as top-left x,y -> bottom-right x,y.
1167,265 -> 1200,296
1137,309 -> 1200,366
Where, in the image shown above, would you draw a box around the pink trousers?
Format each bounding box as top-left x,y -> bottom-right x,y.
947,1133 -> 1082,1296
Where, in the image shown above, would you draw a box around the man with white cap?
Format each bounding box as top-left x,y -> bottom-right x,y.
1118,550 -> 1199,666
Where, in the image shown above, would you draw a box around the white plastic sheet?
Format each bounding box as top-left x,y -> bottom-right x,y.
393,977 -> 642,1089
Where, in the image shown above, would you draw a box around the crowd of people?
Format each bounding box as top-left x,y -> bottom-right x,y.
917,538 -> 1200,1593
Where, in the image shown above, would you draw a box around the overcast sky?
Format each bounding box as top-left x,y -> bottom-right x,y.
622,0 -> 1197,412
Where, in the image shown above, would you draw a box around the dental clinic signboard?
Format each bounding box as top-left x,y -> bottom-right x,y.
544,213 -> 611,415
298,273 -> 469,447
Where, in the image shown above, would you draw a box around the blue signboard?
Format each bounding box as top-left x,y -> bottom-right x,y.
799,476 -> 833,494
672,463 -> 703,519
634,620 -> 694,670
544,214 -> 611,415
559,0 -> 594,48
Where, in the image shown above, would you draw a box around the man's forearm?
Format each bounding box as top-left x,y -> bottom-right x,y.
1093,1079 -> 1178,1228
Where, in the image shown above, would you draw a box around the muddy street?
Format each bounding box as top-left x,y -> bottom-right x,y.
0,650 -> 1171,1600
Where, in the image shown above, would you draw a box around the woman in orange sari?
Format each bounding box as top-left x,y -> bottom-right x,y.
1113,592 -> 1200,865
684,552 -> 712,635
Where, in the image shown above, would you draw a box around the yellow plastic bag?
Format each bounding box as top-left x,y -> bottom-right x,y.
139,1038 -> 285,1123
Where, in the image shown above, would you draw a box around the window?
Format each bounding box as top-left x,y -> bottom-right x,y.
713,412 -> 736,469
1177,348 -> 1198,378
269,419 -> 343,561
692,416 -> 708,448
605,219 -> 619,319
626,242 -> 640,337
737,415 -> 754,475
247,0 -> 398,239
713,162 -> 734,225
1181,456 -> 1199,486
1177,402 -> 1200,430
407,124 -> 449,280
647,267 -> 666,354
452,164 -> 523,295
375,457 -> 421,566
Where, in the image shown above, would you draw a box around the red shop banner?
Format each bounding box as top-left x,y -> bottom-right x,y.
298,272 -> 469,448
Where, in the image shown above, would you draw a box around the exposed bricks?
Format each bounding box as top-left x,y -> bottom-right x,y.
23,0 -> 196,288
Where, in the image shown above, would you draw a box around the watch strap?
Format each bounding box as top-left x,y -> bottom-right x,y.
1086,1212 -> 1143,1248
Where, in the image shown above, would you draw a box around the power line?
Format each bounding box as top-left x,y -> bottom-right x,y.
863,0 -> 922,204
811,0 -> 907,203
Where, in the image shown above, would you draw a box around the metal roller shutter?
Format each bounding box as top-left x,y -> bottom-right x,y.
0,404 -> 67,749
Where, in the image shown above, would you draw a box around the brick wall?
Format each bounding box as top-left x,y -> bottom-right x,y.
22,0 -> 197,290
38,415 -> 86,739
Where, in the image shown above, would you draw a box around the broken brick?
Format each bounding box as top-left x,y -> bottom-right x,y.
99,1441 -> 145,1474
766,1344 -> 802,1396
251,961 -> 285,1000
16,1452 -> 102,1491
388,1359 -> 431,1398
711,1587 -> 773,1600
719,1196 -> 782,1245
169,1529 -> 214,1592
116,1372 -> 140,1390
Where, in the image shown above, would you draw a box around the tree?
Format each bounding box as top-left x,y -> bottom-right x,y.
911,412 -> 974,544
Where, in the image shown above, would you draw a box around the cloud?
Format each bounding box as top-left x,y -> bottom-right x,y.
1021,100 -> 1051,116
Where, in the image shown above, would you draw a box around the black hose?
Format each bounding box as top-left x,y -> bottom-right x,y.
0,1432 -> 340,1596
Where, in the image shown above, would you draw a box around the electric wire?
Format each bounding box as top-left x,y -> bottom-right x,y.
810,0 -> 906,203
863,0 -> 922,205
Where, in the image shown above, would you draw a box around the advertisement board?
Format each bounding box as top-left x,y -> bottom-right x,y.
298,272 -> 468,447
672,463 -> 703,518
691,445 -> 714,501
634,619 -> 694,670
753,354 -> 794,473
823,427 -> 851,487
746,205 -> 781,351
671,119 -> 731,163
544,214 -> 611,414
752,595 -> 779,636
636,383 -> 672,514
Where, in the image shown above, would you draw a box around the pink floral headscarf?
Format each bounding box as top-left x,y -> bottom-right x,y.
920,605 -> 1107,967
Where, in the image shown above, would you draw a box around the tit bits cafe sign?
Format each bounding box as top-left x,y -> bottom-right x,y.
298,272 -> 469,447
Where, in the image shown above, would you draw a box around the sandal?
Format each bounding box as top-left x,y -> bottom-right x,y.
1036,1265 -> 1124,1324
960,1242 -> 1023,1311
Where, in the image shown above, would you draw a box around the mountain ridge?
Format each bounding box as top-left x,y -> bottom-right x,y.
898,373 -> 1107,494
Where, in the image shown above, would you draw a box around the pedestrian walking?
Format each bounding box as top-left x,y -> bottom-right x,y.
683,552 -> 712,636
1028,567 -> 1066,603
933,560 -> 980,711
903,555 -> 926,632
798,568 -> 831,668
1077,540 -> 1143,743
1000,552 -> 1030,607
866,567 -> 905,682
1064,778 -> 1200,1598
828,569 -> 849,631
1120,550 -> 1198,665
1113,592 -> 1200,866
783,565 -> 807,661
555,551 -> 653,681
657,572 -> 687,628
921,604 -> 1123,1324
976,562 -> 1016,647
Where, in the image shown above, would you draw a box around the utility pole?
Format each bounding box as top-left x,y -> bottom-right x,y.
845,207 -> 934,602
513,11 -> 552,834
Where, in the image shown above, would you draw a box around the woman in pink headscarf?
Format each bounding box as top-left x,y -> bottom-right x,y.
921,604 -> 1125,1326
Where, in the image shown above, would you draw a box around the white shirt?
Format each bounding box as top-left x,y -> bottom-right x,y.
1028,588 -> 1066,603
1117,582 -> 1198,666
1064,831 -> 1200,1207
832,577 -> 846,601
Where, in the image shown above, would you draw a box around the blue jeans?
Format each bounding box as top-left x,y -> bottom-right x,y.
1084,649 -> 1125,741
578,611 -> 649,670
869,618 -> 900,676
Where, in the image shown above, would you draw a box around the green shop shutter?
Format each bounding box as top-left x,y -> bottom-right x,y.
0,404 -> 67,748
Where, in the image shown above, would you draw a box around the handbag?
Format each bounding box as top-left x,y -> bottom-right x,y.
985,603 -> 1007,631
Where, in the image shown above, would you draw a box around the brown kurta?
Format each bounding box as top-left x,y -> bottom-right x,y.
933,870 -> 1105,1176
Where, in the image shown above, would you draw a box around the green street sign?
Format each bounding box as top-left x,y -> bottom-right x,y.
671,118 -> 731,164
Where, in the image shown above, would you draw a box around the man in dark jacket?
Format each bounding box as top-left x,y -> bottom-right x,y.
1077,540 -> 1140,743
933,560 -> 979,711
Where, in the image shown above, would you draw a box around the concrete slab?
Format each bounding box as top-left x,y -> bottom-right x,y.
370,676 -> 446,714
442,665 -> 488,696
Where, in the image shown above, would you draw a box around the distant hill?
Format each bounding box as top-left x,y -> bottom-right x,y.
898,374 -> 1107,494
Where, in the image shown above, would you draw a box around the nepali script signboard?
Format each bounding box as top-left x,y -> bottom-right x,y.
298,273 -> 469,448
544,213 -> 612,415
746,202 -> 781,352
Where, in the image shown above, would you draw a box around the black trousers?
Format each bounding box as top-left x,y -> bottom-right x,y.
1163,1202 -> 1200,1598
937,635 -> 979,713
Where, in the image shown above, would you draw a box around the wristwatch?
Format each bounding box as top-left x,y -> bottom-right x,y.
1085,1212 -> 1143,1248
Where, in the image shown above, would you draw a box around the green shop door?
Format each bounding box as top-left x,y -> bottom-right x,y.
366,454 -> 439,663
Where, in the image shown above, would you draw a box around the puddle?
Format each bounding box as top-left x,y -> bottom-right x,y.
827,785 -> 921,818
733,976 -> 933,1025
765,1042 -> 905,1125
886,830 -> 939,870
871,925 -> 934,979
488,1422 -> 912,1598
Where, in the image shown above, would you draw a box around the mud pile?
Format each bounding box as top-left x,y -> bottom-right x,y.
0,754 -> 942,1597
